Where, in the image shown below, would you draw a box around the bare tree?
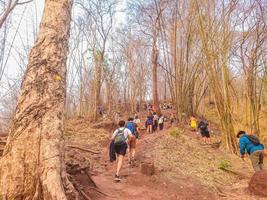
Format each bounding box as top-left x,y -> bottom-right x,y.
0,0 -> 33,29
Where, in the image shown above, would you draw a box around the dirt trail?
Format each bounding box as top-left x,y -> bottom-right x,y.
90,129 -> 218,200
64,116 -> 265,200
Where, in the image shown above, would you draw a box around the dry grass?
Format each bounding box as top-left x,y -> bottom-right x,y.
143,129 -> 254,190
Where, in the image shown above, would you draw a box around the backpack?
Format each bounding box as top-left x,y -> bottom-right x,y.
114,128 -> 127,145
199,121 -> 208,131
158,116 -> 164,124
126,122 -> 136,135
245,135 -> 261,145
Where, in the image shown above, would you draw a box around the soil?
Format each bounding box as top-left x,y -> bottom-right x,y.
64,113 -> 267,200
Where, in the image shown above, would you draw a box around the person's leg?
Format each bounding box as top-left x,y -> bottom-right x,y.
116,155 -> 124,176
206,136 -> 211,144
259,151 -> 265,170
202,136 -> 207,144
250,151 -> 261,171
131,148 -> 136,162
129,137 -> 136,163
149,125 -> 152,133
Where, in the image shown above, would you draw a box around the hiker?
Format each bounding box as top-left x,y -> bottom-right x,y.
197,120 -> 211,144
134,115 -> 141,138
114,111 -> 120,123
158,114 -> 164,130
152,112 -> 158,132
111,120 -> 133,181
146,113 -> 153,133
126,117 -> 138,164
190,116 -> 197,132
237,131 -> 265,171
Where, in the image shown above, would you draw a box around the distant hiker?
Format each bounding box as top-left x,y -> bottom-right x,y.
190,116 -> 197,132
98,106 -> 103,116
126,117 -> 137,164
114,111 -> 120,123
197,120 -> 211,144
237,131 -> 265,171
158,114 -> 164,130
134,115 -> 141,138
148,103 -> 153,112
144,103 -> 148,111
146,113 -> 153,133
152,112 -> 159,132
111,120 -> 133,181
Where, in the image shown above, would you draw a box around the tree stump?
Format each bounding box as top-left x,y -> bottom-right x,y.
249,170 -> 267,197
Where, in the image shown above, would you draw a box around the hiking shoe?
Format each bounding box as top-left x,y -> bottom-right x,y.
114,174 -> 122,181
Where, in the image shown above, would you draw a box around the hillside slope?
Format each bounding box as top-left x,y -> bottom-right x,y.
64,115 -> 266,200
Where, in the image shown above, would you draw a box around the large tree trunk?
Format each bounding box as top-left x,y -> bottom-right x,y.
0,0 -> 74,199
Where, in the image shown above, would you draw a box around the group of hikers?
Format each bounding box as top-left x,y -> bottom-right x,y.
110,110 -> 170,181
190,116 -> 266,172
110,111 -> 266,182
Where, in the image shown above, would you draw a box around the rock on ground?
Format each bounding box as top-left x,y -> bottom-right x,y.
249,170 -> 267,197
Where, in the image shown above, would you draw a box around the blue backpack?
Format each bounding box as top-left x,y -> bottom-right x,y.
126,122 -> 136,136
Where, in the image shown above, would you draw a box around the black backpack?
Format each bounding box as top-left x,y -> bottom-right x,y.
199,121 -> 208,131
245,135 -> 261,145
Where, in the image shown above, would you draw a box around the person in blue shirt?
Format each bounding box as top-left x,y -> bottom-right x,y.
237,131 -> 265,171
126,117 -> 137,165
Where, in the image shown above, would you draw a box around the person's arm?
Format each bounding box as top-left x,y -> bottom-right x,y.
111,130 -> 117,140
125,128 -> 132,139
239,137 -> 247,158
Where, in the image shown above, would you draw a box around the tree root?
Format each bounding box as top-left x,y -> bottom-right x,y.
67,145 -> 100,154
72,179 -> 92,200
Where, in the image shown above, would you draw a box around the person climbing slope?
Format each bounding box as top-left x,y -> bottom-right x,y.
134,115 -> 141,138
126,117 -> 137,165
158,114 -> 164,130
237,131 -> 265,171
197,120 -> 211,144
111,120 -> 133,181
146,113 -> 154,133
152,112 -> 159,132
190,116 -> 197,132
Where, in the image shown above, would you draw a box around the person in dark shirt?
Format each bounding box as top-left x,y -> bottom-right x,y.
197,121 -> 211,144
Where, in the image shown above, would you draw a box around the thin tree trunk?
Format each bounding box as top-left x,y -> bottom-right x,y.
152,38 -> 161,115
0,0 -> 75,199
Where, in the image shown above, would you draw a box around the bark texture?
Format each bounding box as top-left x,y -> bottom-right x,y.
0,0 -> 73,199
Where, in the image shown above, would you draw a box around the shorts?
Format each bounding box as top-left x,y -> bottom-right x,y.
201,130 -> 210,138
129,136 -> 136,149
147,120 -> 153,125
114,143 -> 128,156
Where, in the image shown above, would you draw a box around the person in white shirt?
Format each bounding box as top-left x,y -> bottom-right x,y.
111,120 -> 133,181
